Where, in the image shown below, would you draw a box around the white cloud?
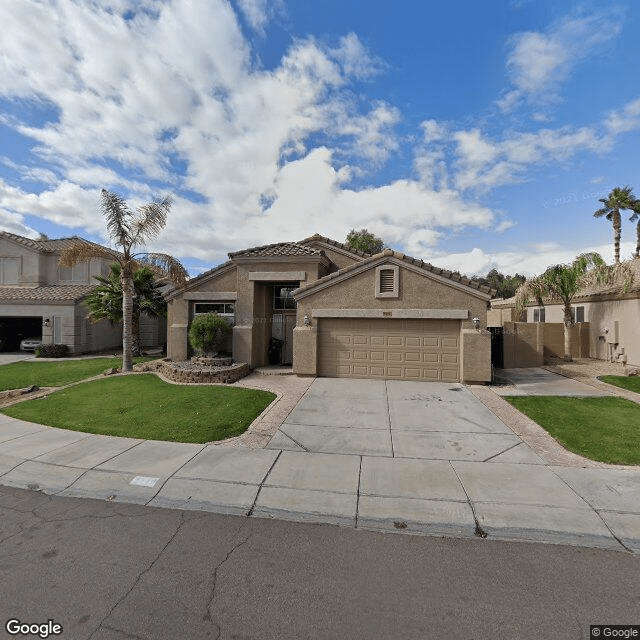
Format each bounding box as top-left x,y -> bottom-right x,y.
235,0 -> 281,33
428,240 -> 637,279
331,32 -> 387,80
499,10 -> 623,111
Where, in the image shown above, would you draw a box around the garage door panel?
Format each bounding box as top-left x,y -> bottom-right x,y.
318,318 -> 460,382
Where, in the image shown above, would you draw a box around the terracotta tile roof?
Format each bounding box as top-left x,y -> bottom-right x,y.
294,248 -> 494,297
0,231 -> 116,255
299,233 -> 371,258
228,241 -> 323,259
0,285 -> 97,302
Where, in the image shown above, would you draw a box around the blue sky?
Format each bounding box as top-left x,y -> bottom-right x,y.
1,0 -> 639,277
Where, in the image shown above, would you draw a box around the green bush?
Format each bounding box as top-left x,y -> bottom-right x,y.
35,344 -> 70,358
188,313 -> 232,356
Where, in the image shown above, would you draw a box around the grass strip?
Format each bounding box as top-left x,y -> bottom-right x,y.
0,357 -> 155,391
505,395 -> 640,465
1,374 -> 276,443
598,375 -> 640,395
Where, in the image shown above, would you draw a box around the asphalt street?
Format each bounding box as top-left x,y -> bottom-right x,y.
0,486 -> 638,640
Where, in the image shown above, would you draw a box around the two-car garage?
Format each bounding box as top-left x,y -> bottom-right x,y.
317,318 -> 461,382
293,250 -> 494,384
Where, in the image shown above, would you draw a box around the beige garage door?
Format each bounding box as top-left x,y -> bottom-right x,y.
318,318 -> 460,382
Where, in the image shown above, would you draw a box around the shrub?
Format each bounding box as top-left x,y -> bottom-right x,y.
188,313 -> 232,356
35,344 -> 70,358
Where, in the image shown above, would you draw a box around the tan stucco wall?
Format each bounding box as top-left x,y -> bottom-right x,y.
502,321 -> 590,368
461,329 -> 492,383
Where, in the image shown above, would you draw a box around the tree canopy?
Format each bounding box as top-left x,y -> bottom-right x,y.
346,229 -> 384,254
475,269 -> 526,299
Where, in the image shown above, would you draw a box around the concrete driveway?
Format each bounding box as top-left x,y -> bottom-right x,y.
0,352 -> 35,365
267,378 -> 531,462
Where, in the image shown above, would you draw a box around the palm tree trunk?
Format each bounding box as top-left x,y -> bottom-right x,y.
131,307 -> 142,357
120,265 -> 134,373
613,211 -> 621,263
563,302 -> 573,362
636,221 -> 640,259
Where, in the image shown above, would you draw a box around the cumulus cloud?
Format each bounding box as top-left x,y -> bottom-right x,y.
499,9 -> 623,111
426,240 -> 637,279
0,0 -> 499,265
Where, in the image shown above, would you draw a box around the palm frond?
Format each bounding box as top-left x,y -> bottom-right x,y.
135,252 -> 188,286
130,196 -> 172,247
58,242 -> 120,268
101,189 -> 133,250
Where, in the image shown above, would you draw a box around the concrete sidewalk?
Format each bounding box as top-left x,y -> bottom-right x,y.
0,372 -> 638,554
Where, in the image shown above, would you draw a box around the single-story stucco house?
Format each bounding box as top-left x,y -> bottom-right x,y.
489,258 -> 640,368
166,234 -> 494,383
0,231 -> 165,354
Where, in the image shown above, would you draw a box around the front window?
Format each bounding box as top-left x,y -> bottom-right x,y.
194,302 -> 235,324
532,308 -> 545,323
274,285 -> 297,310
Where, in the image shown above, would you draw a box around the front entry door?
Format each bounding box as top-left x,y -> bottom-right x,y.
271,312 -> 296,364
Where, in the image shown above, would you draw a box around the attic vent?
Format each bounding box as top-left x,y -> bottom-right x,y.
375,265 -> 399,298
379,269 -> 395,292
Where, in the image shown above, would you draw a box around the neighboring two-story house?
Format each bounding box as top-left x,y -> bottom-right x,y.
167,234 -> 494,383
0,231 -> 165,354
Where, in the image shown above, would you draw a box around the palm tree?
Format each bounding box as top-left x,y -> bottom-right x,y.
629,207 -> 640,258
59,189 -> 187,372
594,186 -> 640,263
515,253 -> 605,362
84,263 -> 168,356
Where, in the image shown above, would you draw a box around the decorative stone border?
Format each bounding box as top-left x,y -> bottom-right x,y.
135,359 -> 250,384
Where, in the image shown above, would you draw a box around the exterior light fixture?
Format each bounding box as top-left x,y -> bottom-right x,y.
303,314 -> 311,326
43,318 -> 50,327
472,317 -> 480,330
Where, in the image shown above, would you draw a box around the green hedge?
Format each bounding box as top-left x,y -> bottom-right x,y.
35,344 -> 70,358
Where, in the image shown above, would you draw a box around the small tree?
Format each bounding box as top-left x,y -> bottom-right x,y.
84,263 -> 167,356
346,229 -> 384,254
188,314 -> 232,356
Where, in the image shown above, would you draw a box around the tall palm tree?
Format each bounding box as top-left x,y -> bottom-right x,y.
515,253 -> 605,362
594,186 -> 640,263
629,206 -> 640,258
59,189 -> 187,372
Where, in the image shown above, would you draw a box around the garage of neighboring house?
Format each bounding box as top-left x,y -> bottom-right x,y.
0,316 -> 42,351
293,249 -> 494,383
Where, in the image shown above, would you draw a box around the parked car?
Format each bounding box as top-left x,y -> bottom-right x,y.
19,337 -> 42,351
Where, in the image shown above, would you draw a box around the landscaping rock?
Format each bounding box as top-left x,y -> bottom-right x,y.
104,367 -> 119,376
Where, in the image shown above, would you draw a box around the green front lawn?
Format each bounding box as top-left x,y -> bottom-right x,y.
0,357 -> 155,391
1,374 -> 275,443
598,375 -> 640,395
505,396 -> 640,465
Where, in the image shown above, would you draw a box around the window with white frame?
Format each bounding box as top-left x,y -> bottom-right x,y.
574,306 -> 585,323
532,307 -> 545,323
